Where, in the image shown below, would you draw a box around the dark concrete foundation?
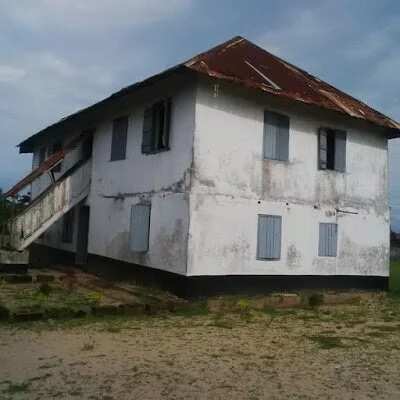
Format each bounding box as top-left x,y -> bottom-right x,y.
30,243 -> 389,298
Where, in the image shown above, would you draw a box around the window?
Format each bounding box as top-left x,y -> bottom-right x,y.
318,128 -> 346,172
49,141 -> 62,172
38,146 -> 47,166
62,209 -> 74,243
110,116 -> 128,161
257,215 -> 282,260
130,204 -> 151,252
263,110 -> 289,161
81,133 -> 93,161
142,99 -> 172,154
318,223 -> 338,257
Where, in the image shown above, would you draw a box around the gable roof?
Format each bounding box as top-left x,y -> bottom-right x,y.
19,36 -> 400,152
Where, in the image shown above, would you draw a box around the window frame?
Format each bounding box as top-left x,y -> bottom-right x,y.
110,116 -> 128,162
318,128 -> 346,172
142,98 -> 172,155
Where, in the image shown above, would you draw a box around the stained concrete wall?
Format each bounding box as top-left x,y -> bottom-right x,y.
31,138 -> 90,254
87,75 -> 196,274
187,78 -> 390,277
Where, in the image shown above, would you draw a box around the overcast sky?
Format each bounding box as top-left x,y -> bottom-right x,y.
1,0 -> 400,225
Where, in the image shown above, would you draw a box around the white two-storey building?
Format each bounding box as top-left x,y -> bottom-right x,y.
5,37 -> 400,296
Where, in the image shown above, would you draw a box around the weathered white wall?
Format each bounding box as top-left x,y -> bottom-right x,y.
187,78 -> 390,276
87,76 -> 196,274
31,138 -> 90,254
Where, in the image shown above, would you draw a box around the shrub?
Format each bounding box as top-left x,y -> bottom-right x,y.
308,293 -> 324,308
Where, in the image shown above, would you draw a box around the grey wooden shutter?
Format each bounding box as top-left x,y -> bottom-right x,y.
257,215 -> 282,259
130,204 -> 151,252
264,111 -> 278,159
277,114 -> 289,161
264,111 -> 289,161
111,117 -> 128,161
318,128 -> 328,169
142,107 -> 154,154
318,223 -> 337,257
162,98 -> 172,149
334,130 -> 346,172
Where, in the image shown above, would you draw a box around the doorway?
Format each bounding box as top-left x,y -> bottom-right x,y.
76,205 -> 90,265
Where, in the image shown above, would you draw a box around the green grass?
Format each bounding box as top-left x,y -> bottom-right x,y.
2,381 -> 31,395
390,260 -> 400,293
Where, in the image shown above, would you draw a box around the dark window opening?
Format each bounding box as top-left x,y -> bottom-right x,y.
111,117 -> 128,161
142,99 -> 172,154
318,128 -> 346,172
326,131 -> 335,170
81,133 -> 93,161
38,146 -> 47,166
62,209 -> 74,243
50,141 -> 62,172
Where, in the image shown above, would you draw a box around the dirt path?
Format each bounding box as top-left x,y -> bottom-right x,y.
1,297 -> 400,399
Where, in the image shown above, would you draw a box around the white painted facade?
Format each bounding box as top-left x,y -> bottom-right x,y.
188,78 -> 389,277
30,75 -> 390,278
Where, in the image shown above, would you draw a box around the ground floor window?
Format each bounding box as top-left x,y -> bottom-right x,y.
130,204 -> 151,252
318,223 -> 338,257
257,215 -> 282,260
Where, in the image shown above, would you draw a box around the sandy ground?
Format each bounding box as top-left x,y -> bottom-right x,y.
1,295 -> 400,399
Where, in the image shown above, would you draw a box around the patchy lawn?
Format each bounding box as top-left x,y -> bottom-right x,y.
1,293 -> 400,399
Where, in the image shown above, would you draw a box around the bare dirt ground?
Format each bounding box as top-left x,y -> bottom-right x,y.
1,294 -> 400,400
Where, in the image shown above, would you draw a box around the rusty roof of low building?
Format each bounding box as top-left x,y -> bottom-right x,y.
19,36 -> 400,152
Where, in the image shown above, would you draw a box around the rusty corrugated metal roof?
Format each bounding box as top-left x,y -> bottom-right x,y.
184,37 -> 400,134
18,36 -> 400,152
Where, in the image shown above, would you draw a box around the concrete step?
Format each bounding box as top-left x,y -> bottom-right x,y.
0,248 -> 29,265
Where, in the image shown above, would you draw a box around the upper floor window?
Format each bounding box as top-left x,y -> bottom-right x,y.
49,141 -> 62,172
110,116 -> 128,161
318,128 -> 346,172
263,110 -> 289,161
142,99 -> 172,154
38,146 -> 47,166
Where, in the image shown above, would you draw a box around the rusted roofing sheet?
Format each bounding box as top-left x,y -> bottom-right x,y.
4,150 -> 64,197
18,36 -> 400,151
185,37 -> 400,134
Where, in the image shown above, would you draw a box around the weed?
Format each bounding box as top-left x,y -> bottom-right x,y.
81,341 -> 95,351
237,299 -> 253,321
3,381 -> 31,394
86,291 -> 104,306
308,335 -> 346,349
174,301 -> 209,317
308,293 -> 324,308
38,283 -> 52,297
210,315 -> 234,329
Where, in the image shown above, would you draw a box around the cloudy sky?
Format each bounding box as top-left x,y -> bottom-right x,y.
1,0 -> 400,225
